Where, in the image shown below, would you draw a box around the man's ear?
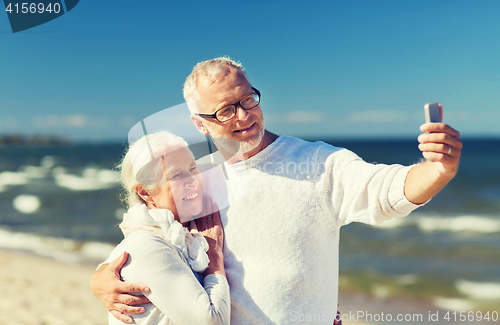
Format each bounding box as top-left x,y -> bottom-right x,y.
191,114 -> 209,135
135,184 -> 156,208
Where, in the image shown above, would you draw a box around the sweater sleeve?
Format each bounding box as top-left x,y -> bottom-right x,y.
118,231 -> 230,325
316,145 -> 423,227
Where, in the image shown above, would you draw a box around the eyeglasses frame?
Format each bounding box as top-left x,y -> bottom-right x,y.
194,87 -> 261,123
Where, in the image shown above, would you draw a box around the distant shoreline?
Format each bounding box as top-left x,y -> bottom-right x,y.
0,134 -> 71,147
1,134 -> 499,147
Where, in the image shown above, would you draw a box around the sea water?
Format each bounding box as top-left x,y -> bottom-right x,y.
1,138 -> 499,307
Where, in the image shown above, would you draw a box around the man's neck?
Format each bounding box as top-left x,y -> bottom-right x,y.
242,130 -> 279,161
214,130 -> 279,164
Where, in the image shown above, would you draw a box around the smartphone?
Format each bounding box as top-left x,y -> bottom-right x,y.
424,102 -> 442,123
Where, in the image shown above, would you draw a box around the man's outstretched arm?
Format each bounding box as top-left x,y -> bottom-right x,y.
404,122 -> 462,205
90,251 -> 151,324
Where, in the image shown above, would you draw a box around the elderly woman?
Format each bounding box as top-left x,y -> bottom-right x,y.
104,131 -> 229,325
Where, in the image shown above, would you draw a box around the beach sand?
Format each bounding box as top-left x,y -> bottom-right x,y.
0,249 -> 108,325
1,248 -> 450,325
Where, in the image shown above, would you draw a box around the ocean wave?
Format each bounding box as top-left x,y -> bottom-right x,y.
432,296 -> 474,311
0,228 -> 115,265
417,216 -> 500,233
455,279 -> 500,300
53,167 -> 120,191
0,156 -> 120,192
374,214 -> 500,234
0,170 -> 29,188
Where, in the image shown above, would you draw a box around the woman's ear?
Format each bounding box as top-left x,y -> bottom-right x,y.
191,115 -> 209,135
136,184 -> 156,208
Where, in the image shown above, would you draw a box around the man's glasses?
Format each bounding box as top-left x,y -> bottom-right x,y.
195,87 -> 261,123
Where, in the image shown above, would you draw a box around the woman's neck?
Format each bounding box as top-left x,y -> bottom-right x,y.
146,203 -> 189,227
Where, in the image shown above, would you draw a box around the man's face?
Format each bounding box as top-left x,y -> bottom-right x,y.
193,67 -> 265,155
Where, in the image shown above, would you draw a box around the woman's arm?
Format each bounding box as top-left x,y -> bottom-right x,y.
93,198 -> 229,324
122,229 -> 230,325
119,198 -> 228,325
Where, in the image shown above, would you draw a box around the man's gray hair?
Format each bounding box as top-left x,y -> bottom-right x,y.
183,57 -> 248,113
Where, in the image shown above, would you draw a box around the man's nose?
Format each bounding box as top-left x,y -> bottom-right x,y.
235,104 -> 249,119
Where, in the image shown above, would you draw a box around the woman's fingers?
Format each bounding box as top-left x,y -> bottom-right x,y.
211,203 -> 221,225
196,215 -> 207,232
206,197 -> 215,226
196,197 -> 223,235
188,220 -> 199,233
204,196 -> 213,216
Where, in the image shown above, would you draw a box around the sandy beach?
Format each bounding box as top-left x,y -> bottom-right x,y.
2,248 -> 493,325
0,249 -> 108,325
0,248 -> 374,325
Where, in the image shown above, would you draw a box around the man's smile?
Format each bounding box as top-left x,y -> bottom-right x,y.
234,123 -> 256,134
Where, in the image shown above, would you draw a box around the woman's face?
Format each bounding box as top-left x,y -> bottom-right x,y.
150,148 -> 204,222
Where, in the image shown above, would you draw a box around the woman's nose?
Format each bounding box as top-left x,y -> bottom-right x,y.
185,175 -> 199,187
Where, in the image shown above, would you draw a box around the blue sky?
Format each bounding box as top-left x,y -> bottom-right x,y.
1,0 -> 499,142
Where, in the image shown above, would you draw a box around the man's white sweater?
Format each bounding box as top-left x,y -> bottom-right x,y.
205,135 -> 421,325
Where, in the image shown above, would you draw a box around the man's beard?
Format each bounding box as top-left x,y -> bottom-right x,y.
239,125 -> 265,153
210,122 -> 265,160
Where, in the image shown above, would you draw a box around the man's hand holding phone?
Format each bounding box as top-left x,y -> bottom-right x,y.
418,102 -> 462,178
403,102 -> 463,205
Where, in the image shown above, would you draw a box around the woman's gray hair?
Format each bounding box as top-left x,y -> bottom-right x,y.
117,131 -> 191,208
183,57 -> 248,113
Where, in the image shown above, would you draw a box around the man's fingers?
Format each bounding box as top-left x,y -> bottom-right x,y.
418,132 -> 462,150
109,251 -> 129,275
418,143 -> 460,157
420,123 -> 461,138
114,301 -> 147,313
110,309 -> 134,324
417,122 -> 462,173
421,151 -> 456,164
114,292 -> 150,305
117,282 -> 151,295
108,294 -> 149,322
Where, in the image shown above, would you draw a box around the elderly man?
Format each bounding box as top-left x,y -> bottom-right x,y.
91,57 -> 462,324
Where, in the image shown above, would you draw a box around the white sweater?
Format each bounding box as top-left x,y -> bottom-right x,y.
106,230 -> 230,325
105,202 -> 231,325
202,135 -> 421,325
